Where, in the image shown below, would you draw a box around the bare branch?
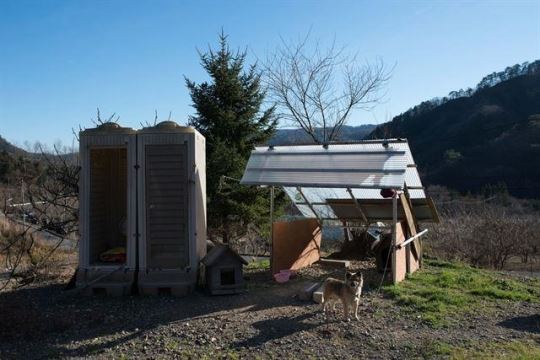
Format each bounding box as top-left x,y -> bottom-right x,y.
264,34 -> 392,144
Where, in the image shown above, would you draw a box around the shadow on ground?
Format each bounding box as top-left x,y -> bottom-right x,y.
0,269 -> 319,358
498,314 -> 540,334
0,260 -> 393,359
234,312 -> 318,348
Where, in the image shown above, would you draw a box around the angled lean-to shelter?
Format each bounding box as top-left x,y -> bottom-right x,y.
240,139 -> 439,283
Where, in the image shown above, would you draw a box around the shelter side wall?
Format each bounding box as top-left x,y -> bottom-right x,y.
392,221 -> 407,283
406,245 -> 420,274
194,133 -> 207,264
272,219 -> 321,275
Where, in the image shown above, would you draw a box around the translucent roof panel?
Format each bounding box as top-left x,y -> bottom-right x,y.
241,142 -> 409,189
284,186 -> 426,220
327,199 -> 439,223
241,139 -> 431,221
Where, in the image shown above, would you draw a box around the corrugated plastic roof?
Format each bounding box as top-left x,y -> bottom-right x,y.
241,142 -> 409,189
241,139 -> 430,221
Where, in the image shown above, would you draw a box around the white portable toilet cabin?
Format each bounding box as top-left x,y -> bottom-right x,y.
137,121 -> 207,296
77,122 -> 137,295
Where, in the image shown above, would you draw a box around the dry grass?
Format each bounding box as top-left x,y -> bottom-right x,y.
0,215 -> 76,290
425,198 -> 540,270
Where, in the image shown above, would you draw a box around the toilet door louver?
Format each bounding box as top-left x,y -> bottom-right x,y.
145,144 -> 188,268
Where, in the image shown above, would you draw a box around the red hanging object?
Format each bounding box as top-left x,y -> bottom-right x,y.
380,188 -> 396,198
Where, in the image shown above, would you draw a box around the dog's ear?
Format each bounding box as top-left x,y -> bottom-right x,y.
346,271 -> 356,279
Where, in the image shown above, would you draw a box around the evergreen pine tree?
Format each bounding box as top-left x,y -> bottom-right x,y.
186,32 -> 278,243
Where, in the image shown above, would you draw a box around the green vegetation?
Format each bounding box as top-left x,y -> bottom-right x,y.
383,259 -> 540,326
425,339 -> 540,360
0,149 -> 43,185
246,259 -> 270,270
369,61 -> 540,199
185,31 -> 283,243
444,149 -> 463,164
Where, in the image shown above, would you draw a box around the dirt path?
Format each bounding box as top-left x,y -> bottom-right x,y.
0,264 -> 538,359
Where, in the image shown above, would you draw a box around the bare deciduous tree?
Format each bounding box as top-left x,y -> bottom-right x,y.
264,34 -> 392,144
0,142 -> 80,291
425,192 -> 540,270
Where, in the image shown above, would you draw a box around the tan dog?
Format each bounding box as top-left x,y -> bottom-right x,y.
322,271 -> 364,321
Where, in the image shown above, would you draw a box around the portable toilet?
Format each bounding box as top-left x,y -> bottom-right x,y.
77,122 -> 137,295
136,121 -> 206,296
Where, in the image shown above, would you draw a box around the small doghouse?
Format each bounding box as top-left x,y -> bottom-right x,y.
201,245 -> 247,295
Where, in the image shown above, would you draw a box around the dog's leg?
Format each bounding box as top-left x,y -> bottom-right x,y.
354,300 -> 360,320
343,300 -> 349,321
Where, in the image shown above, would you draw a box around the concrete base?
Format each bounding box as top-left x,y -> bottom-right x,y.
139,284 -> 193,297
138,269 -> 197,297
76,267 -> 134,296
207,287 -> 246,296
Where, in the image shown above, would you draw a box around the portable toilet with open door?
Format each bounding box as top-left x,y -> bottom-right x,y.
137,121 -> 206,296
77,122 -> 137,295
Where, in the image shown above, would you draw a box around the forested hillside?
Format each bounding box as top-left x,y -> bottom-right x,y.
370,61 -> 540,198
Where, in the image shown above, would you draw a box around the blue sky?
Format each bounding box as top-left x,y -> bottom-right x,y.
1,0 -> 539,148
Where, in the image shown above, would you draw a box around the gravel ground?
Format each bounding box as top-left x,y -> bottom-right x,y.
0,261 -> 538,359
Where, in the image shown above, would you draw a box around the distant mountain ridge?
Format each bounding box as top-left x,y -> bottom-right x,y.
0,135 -> 26,155
395,60 -> 540,121
270,124 -> 376,145
370,60 -> 540,199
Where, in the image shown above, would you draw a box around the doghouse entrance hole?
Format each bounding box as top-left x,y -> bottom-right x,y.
220,268 -> 235,285
89,148 -> 128,265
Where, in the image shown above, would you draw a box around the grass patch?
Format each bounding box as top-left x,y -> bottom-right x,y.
383,259 -> 540,326
246,259 -> 270,270
427,339 -> 540,360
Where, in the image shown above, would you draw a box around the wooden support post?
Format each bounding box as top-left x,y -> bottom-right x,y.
399,193 -> 421,274
401,188 -> 422,269
391,193 -> 398,284
270,186 -> 274,273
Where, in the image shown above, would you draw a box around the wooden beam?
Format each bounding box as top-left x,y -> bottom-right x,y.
296,187 -> 321,223
399,192 -> 420,263
270,186 -> 274,273
427,197 -> 441,223
346,188 -> 369,224
296,202 -> 331,206
392,194 -> 398,284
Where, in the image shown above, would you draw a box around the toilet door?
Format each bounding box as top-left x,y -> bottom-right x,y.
144,144 -> 189,268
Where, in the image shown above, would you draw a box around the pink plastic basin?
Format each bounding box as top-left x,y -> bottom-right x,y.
274,269 -> 292,283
